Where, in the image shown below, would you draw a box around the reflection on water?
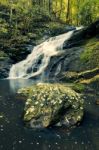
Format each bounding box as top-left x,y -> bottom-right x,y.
0,80 -> 99,150
9,79 -> 36,93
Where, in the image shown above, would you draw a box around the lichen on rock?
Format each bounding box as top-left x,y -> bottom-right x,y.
18,83 -> 84,128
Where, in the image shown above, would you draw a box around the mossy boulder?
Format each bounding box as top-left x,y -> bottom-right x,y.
18,83 -> 84,128
59,68 -> 99,83
80,38 -> 99,70
80,75 -> 99,92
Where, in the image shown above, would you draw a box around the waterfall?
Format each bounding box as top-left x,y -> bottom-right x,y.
9,27 -> 82,79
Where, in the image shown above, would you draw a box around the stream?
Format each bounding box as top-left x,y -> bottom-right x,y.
0,79 -> 99,150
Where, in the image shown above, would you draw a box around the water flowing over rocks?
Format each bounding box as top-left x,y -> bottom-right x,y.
9,30 -> 74,79
0,21 -> 98,79
18,83 -> 84,128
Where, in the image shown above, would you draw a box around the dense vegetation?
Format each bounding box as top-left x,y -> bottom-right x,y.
0,0 -> 98,61
0,0 -> 99,76
0,0 -> 99,39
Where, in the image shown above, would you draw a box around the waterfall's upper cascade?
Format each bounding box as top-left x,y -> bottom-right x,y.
9,27 -> 82,79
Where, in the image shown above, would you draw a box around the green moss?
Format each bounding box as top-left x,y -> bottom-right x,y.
80,75 -> 99,84
46,22 -> 67,36
80,38 -> 99,67
18,83 -> 84,128
80,75 -> 99,90
80,48 -> 93,62
72,83 -> 85,93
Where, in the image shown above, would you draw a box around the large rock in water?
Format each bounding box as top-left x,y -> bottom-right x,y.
18,83 -> 84,128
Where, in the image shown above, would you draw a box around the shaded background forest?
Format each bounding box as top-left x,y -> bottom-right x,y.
0,0 -> 99,62
0,0 -> 99,36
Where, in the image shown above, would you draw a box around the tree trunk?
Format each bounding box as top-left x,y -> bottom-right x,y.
49,0 -> 52,14
66,0 -> 71,23
10,2 -> 13,25
59,0 -> 63,18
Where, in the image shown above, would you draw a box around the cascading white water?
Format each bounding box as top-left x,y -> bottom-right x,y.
9,27 -> 82,79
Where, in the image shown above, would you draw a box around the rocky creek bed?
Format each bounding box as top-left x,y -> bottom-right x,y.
0,20 -> 99,150
0,79 -> 99,150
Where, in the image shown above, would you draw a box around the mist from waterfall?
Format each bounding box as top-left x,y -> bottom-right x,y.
9,28 -> 82,80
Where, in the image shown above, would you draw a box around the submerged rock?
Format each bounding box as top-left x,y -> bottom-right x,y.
96,100 -> 99,105
18,83 -> 84,128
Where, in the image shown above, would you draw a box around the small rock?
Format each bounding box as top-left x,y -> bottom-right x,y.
96,100 -> 99,105
0,115 -> 3,119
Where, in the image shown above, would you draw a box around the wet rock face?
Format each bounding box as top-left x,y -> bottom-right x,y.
0,58 -> 13,78
18,83 -> 84,128
63,20 -> 99,49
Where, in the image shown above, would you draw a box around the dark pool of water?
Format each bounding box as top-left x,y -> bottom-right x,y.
0,79 -> 99,150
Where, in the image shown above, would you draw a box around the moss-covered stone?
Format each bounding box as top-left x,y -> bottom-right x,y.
79,75 -> 99,92
72,83 -> 85,93
80,75 -> 99,84
59,68 -> 99,83
80,38 -> 99,68
18,83 -> 84,128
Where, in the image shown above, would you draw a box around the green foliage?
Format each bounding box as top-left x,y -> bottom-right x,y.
0,0 -> 99,60
72,83 -> 85,93
0,0 -> 98,29
46,22 -> 67,36
80,48 -> 93,62
52,0 -> 99,25
0,0 -> 51,36
78,0 -> 99,25
0,18 -> 9,37
0,51 -> 8,60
